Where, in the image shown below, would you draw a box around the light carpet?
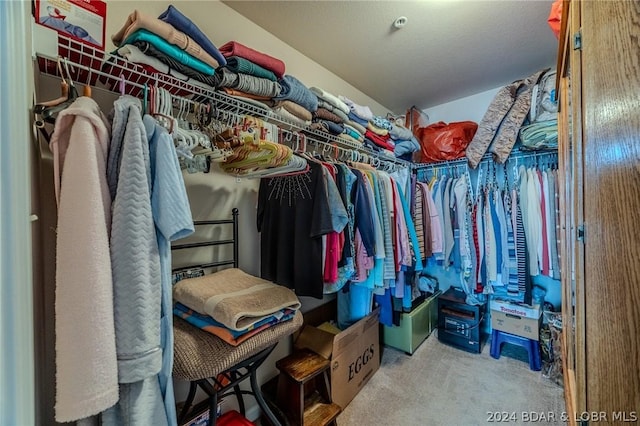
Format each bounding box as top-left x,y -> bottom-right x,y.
337,331 -> 565,426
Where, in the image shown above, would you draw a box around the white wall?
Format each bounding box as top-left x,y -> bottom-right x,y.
422,86 -> 500,124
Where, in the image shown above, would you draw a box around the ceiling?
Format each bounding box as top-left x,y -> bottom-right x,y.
222,0 -> 559,113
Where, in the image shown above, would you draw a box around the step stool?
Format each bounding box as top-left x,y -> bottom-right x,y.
490,329 -> 541,371
275,349 -> 341,426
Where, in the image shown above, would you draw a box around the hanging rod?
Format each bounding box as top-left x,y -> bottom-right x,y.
35,34 -> 411,169
412,148 -> 558,170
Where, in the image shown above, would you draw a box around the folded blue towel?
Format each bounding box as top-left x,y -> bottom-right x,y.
393,136 -> 420,157
158,5 -> 227,66
123,29 -> 215,76
274,75 -> 318,112
348,112 -> 369,127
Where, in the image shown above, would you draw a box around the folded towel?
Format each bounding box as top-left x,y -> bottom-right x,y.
112,10 -> 219,68
310,87 -> 350,115
122,29 -> 215,75
225,56 -> 277,81
371,115 -> 393,131
271,105 -> 312,128
173,302 -> 296,346
393,136 -> 421,157
158,5 -> 226,66
214,68 -> 281,98
338,133 -> 363,145
344,123 -> 363,137
221,87 -> 273,101
518,120 -> 558,150
365,130 -> 395,151
310,119 -> 344,136
346,119 -> 367,135
117,44 -> 215,91
389,123 -> 413,141
339,95 -> 374,121
274,100 -> 313,121
314,107 -> 343,123
219,41 -> 285,78
348,112 -> 369,127
343,126 -> 364,142
317,99 -> 350,123
274,75 -> 318,112
173,268 -> 301,331
367,122 -> 389,136
130,41 -> 218,87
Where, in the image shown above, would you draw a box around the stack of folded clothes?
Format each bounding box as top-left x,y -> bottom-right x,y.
270,75 -> 318,126
309,87 -> 352,136
111,6 -> 224,90
339,95 -> 420,160
215,41 -> 286,102
172,268 -> 301,346
388,121 -> 420,161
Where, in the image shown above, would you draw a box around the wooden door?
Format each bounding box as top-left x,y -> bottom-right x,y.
581,0 -> 640,414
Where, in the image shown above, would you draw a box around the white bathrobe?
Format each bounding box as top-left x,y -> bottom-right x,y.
50,97 -> 118,422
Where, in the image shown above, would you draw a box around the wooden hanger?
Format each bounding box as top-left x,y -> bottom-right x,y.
34,57 -> 71,112
35,57 -> 80,125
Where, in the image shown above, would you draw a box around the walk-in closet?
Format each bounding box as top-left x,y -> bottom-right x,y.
1,1 -> 638,425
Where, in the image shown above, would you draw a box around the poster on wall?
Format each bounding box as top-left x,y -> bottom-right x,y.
34,0 -> 106,50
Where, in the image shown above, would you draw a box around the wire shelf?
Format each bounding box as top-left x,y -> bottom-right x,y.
35,34 -> 411,169
412,148 -> 559,171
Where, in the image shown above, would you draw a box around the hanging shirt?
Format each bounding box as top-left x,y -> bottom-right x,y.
413,183 -> 427,256
421,182 -> 443,255
495,189 -> 510,285
504,190 -> 520,297
538,169 -> 550,276
550,169 -> 561,279
257,160 -> 333,298
442,178 -> 455,267
525,168 -> 541,276
352,169 -> 377,257
543,170 -> 553,277
453,178 -> 472,275
484,189 -> 498,285
377,173 -> 396,281
513,189 -> 529,296
433,177 -> 446,262
146,115 -> 195,426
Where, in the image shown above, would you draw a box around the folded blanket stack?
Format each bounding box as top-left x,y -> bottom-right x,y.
273,75 -> 318,117
214,67 -> 281,98
172,268 -> 301,346
111,7 -> 224,89
339,95 -> 374,122
219,41 -> 285,78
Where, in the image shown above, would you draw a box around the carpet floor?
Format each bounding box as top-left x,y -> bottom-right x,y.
337,331 -> 565,426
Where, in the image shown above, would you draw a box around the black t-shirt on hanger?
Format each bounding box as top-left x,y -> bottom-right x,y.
257,160 -> 333,299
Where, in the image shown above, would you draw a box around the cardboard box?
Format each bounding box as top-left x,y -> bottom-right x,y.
294,308 -> 380,409
490,299 -> 542,340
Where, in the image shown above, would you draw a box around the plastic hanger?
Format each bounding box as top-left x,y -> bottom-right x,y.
36,57 -> 79,124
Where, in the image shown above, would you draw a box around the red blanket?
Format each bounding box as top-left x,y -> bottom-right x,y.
219,41 -> 285,78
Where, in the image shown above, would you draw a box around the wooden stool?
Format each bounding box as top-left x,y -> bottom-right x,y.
275,349 -> 341,426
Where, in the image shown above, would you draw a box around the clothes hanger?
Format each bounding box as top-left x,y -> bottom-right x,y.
37,57 -> 79,124
34,57 -> 69,111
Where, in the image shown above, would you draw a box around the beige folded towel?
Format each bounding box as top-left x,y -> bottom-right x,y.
112,10 -> 219,68
173,268 -> 301,331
